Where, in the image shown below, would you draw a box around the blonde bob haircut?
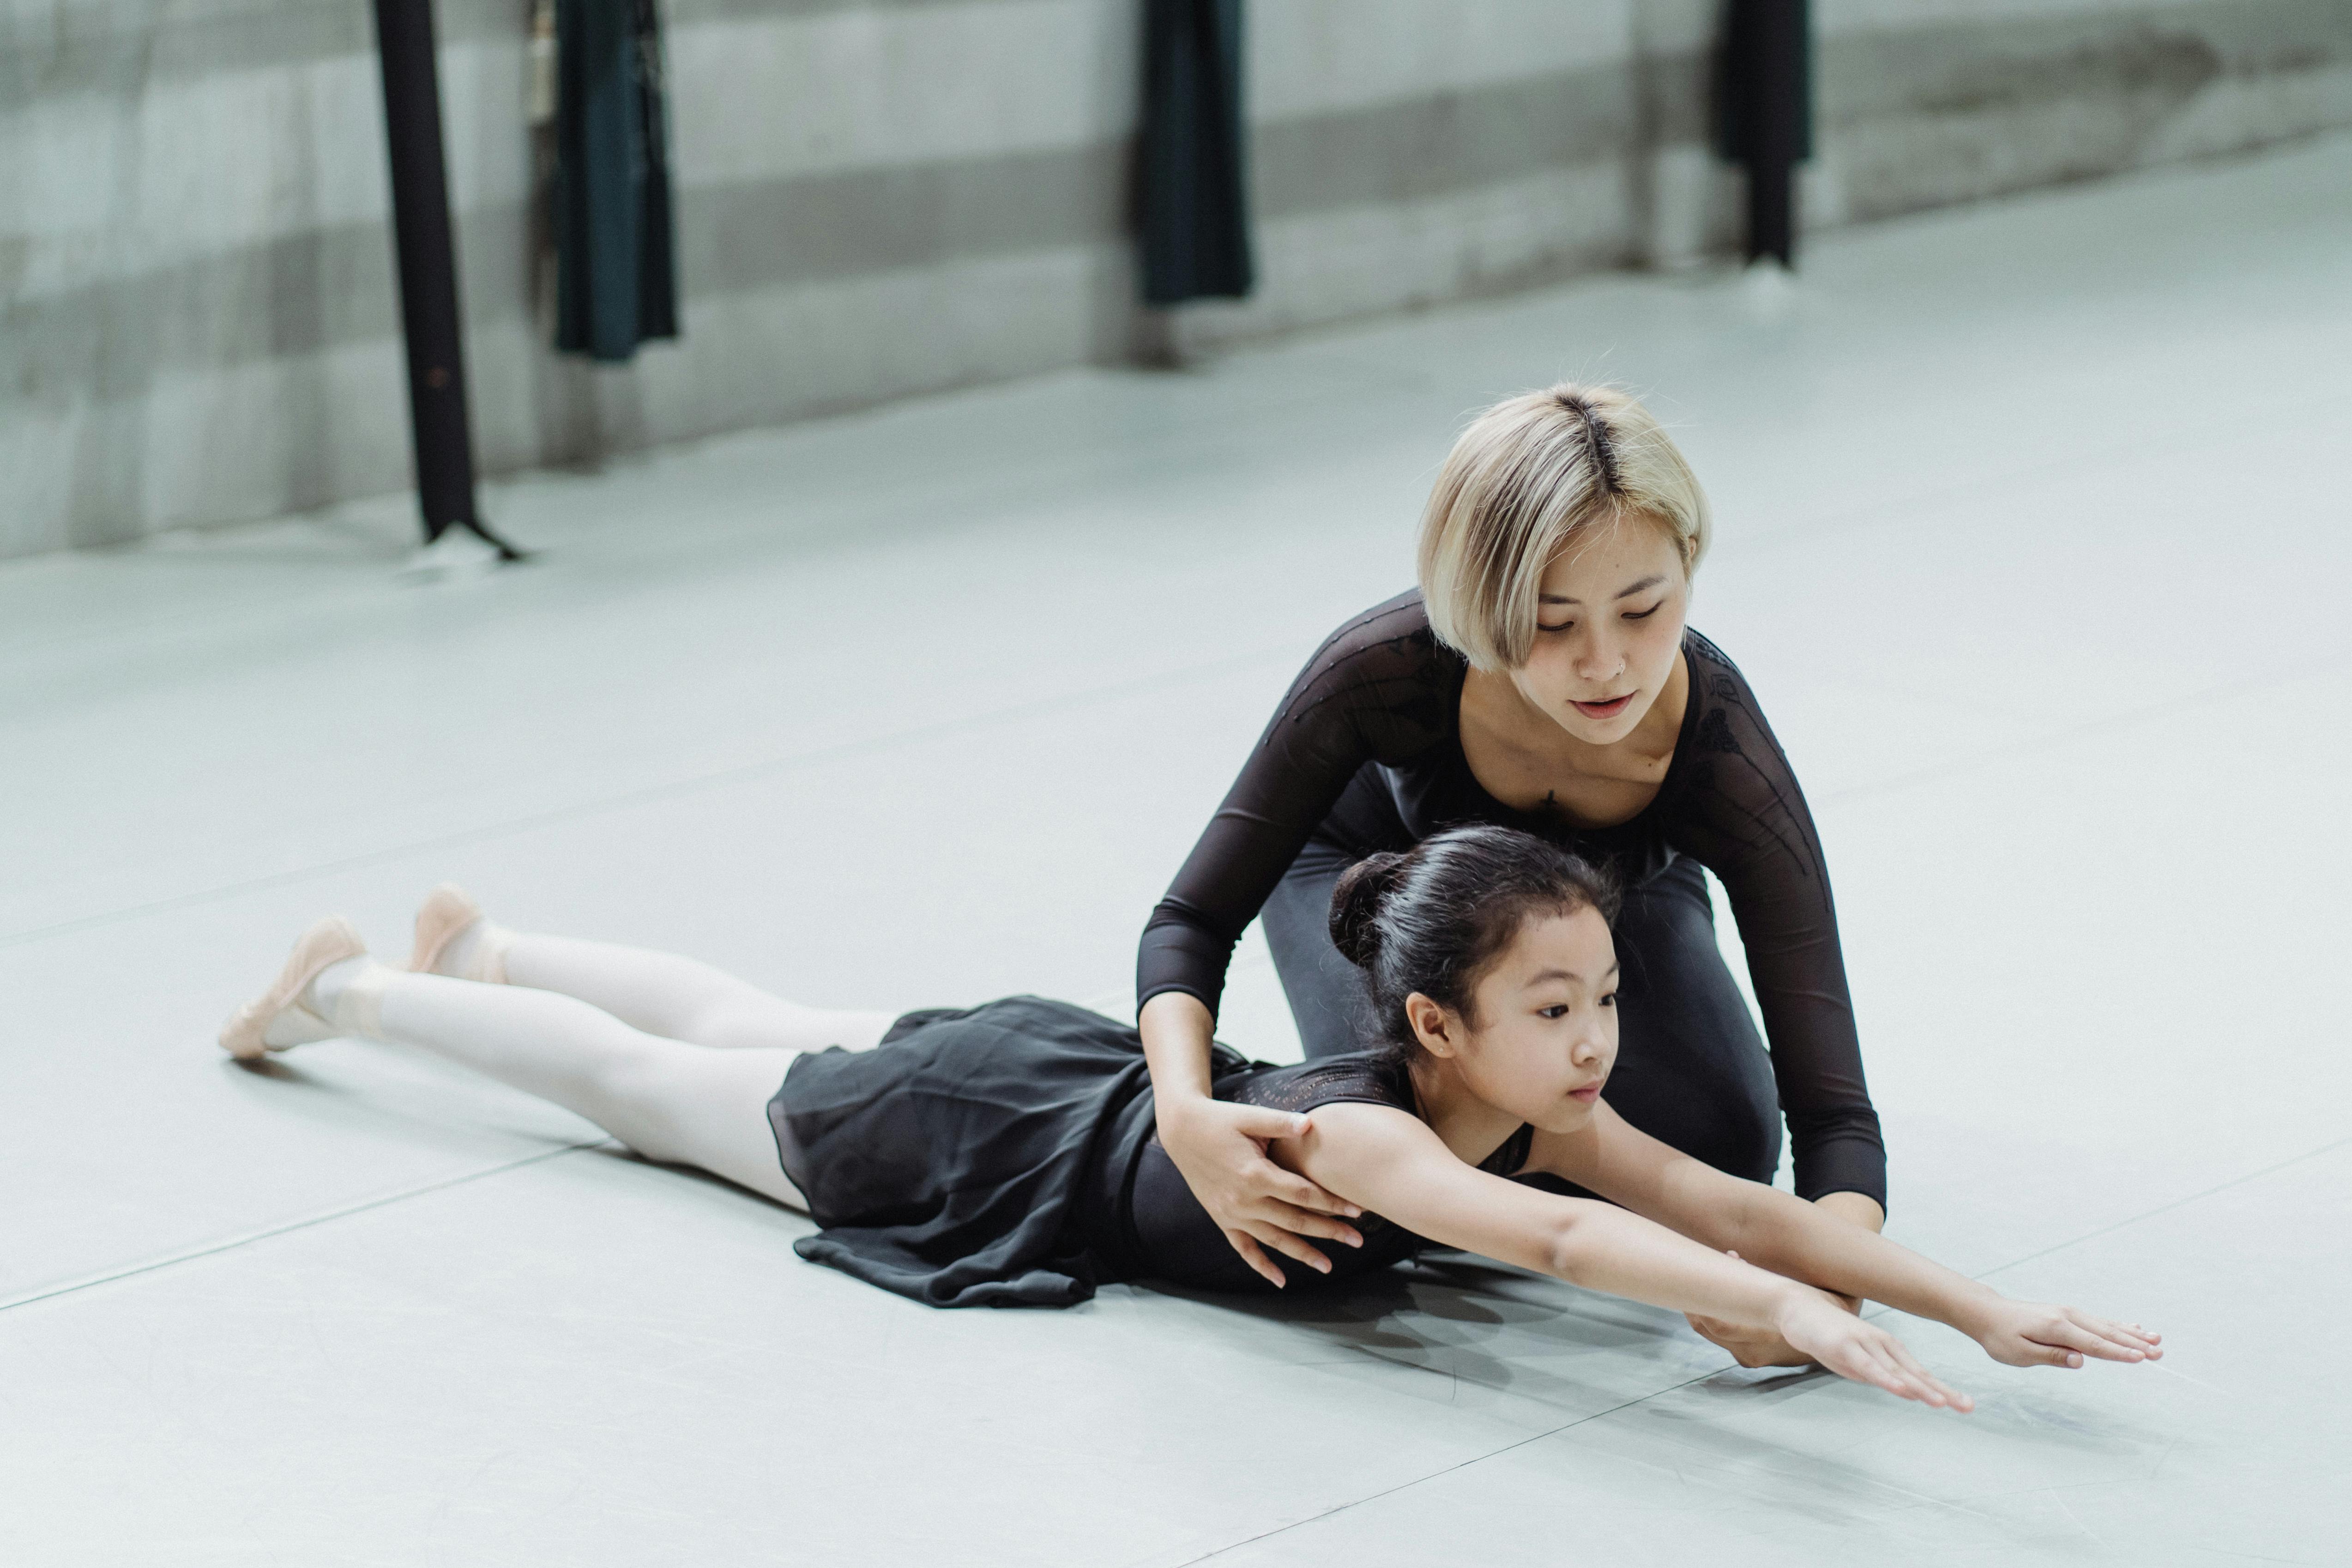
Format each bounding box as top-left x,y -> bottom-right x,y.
1417,383 -> 1709,671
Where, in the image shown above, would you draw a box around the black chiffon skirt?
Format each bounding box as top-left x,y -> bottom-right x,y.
769,996 -> 1157,1308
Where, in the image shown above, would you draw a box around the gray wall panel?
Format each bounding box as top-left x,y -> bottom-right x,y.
4,0 -> 2348,557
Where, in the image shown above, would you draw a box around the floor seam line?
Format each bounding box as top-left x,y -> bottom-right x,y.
1966,1130 -> 2352,1286
0,1141 -> 606,1317
0,643 -> 1297,952
1168,1363 -> 1736,1565
1177,1128 -> 2352,1561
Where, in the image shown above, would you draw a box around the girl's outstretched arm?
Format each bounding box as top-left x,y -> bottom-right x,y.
1294,1104 -> 1976,1410
1533,1104 -> 2161,1373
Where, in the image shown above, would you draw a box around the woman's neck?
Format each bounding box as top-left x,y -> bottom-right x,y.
1408,1054 -> 1526,1165
1456,649 -> 1690,825
1465,648 -> 1689,770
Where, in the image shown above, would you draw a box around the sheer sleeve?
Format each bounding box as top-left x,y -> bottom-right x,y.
1138,593 -> 1458,1017
1665,635 -> 1887,1208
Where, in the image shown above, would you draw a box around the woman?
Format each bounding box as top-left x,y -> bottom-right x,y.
218,830 -> 2157,1411
1138,384 -> 1882,1369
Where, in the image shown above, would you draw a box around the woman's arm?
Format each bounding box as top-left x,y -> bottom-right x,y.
1669,637 -> 1886,1208
1135,598 -> 1448,1280
1538,1105 -> 2160,1372
1139,993 -> 1363,1286
1294,1104 -> 1976,1409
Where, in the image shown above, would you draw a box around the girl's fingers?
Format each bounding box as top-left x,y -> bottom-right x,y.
1850,1330 -> 1973,1411
1851,1342 -> 1913,1398
1902,1363 -> 1973,1412
1829,1348 -> 1901,1399
2040,1319 -> 2144,1363
1877,1337 -> 1967,1410
2043,1315 -> 2134,1359
1875,1346 -> 1948,1408
1836,1340 -> 1925,1404
1814,1328 -> 1964,1411
2071,1310 -> 2161,1356
1816,1327 -> 1972,1412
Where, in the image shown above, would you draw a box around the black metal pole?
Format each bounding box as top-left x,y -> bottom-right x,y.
371,0 -> 520,556
1733,0 -> 1808,267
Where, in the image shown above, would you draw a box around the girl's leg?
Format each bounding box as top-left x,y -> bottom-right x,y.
415,889 -> 897,1053
500,935 -> 898,1055
368,966 -> 812,1207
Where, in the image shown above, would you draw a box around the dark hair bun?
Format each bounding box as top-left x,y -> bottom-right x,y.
1328,852 -> 1408,968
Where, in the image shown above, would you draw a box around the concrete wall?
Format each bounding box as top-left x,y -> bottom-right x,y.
4,0 -> 2348,558
1813,0 -> 2352,226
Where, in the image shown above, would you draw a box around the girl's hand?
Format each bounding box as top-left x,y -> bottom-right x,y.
1969,1299 -> 2161,1369
1158,1096 -> 1364,1287
1774,1290 -> 1977,1411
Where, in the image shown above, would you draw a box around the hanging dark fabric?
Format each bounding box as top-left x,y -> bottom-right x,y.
553,0 -> 679,361
1717,0 -> 1811,265
1138,0 -> 1253,306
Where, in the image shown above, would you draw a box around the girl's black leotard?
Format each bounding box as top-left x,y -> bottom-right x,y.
771,996 -> 1529,1308
1137,591 -> 1885,1207
1106,1037 -> 1533,1295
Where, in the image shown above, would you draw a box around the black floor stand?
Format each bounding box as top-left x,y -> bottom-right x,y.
372,0 -> 525,561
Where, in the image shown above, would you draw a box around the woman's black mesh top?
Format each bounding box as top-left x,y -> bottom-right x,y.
1138,590 -> 1884,1205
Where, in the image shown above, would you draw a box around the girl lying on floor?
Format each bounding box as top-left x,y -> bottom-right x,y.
220,826 -> 2156,1411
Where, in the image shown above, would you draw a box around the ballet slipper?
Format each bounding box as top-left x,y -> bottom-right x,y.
219,916 -> 368,1061
407,882 -> 506,983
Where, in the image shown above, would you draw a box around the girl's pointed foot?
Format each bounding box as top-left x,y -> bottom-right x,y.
219,917 -> 368,1060
408,883 -> 509,983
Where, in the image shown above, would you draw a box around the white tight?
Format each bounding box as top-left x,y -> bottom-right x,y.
368,934 -> 900,1209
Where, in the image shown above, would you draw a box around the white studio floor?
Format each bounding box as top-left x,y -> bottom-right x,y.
6,134 -> 2351,1567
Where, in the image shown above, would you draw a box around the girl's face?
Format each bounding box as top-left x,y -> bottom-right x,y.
1508,514 -> 1689,745
1421,907 -> 1620,1134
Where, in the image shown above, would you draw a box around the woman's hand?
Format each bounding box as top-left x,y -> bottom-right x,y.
1685,1249 -> 1851,1368
1773,1288 -> 1977,1411
1158,1095 -> 1363,1287
1967,1299 -> 2161,1369
1686,1305 -> 1837,1368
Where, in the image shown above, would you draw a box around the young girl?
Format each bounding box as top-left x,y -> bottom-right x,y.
220,827 -> 2157,1411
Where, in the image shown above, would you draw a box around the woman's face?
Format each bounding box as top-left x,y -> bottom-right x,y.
1508,513 -> 1690,745
1441,906 -> 1620,1134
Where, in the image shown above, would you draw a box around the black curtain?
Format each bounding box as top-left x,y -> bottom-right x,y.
555,0 -> 679,361
1718,0 -> 1811,264
1139,0 -> 1253,306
